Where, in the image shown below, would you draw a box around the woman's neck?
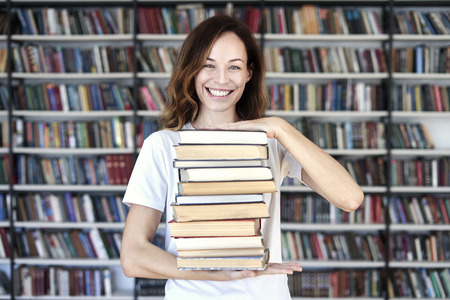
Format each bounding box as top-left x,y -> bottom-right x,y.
192,112 -> 240,129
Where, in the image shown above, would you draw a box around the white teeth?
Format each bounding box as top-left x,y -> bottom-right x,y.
208,88 -> 231,97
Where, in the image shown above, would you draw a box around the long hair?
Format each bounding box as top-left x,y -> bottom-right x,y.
161,15 -> 268,130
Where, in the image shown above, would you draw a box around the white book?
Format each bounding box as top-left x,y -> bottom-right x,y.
82,194 -> 96,222
103,269 -> 112,297
175,193 -> 264,205
89,228 -> 109,259
179,166 -> 273,182
179,129 -> 268,145
49,194 -> 63,222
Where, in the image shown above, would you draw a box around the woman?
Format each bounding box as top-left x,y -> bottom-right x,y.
121,15 -> 364,299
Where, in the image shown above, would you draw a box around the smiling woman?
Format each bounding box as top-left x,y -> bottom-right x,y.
192,31 -> 252,127
120,14 -> 363,300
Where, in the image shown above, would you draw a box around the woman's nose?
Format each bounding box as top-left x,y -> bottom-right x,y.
214,68 -> 229,84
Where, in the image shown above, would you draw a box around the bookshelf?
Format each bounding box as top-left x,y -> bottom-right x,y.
0,0 -> 448,299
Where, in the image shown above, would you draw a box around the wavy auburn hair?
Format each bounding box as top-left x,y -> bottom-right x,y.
161,15 -> 268,130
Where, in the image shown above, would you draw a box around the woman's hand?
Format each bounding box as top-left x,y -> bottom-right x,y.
215,262 -> 302,281
211,117 -> 289,139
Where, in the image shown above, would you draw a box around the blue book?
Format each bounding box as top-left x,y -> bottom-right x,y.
108,195 -> 121,222
336,82 -> 343,111
420,13 -> 436,34
0,194 -> 4,220
403,11 -> 414,34
415,46 -> 424,73
64,192 -> 76,222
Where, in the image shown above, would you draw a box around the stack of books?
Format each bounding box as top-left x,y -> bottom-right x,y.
170,129 -> 277,270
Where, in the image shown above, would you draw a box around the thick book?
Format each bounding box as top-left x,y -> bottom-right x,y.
178,129 -> 268,145
178,166 -> 273,182
175,193 -> 264,205
177,247 -> 266,258
173,144 -> 269,161
177,180 -> 277,196
169,218 -> 261,237
174,235 -> 264,251
173,159 -> 265,168
176,248 -> 269,270
171,202 -> 270,222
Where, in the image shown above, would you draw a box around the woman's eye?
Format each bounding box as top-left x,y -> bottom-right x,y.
229,66 -> 240,70
204,64 -> 214,68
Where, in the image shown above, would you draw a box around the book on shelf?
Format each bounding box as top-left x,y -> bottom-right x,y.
178,166 -> 273,182
171,201 -> 270,222
176,248 -> 269,270
169,218 -> 261,237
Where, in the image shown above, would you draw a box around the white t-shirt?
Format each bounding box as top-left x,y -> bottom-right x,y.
123,123 -> 302,300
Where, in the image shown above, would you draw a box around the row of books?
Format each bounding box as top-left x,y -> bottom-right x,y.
392,84 -> 450,112
137,5 -> 245,34
13,45 -> 135,73
15,266 -> 112,297
18,118 -> 135,149
137,4 -> 384,35
15,82 -> 133,112
280,194 -> 385,224
16,154 -> 133,185
295,120 -> 387,150
262,6 -> 382,35
15,7 -> 133,35
10,5 -> 450,36
281,231 -> 385,262
389,196 -> 450,225
392,46 -> 450,73
170,130 -> 274,270
394,10 -> 450,35
390,157 -> 450,187
269,81 -> 385,112
9,44 -> 450,75
390,122 -> 434,149
9,81 -> 450,113
7,82 -> 450,113
16,193 -> 128,223
137,46 -> 178,73
388,268 -> 450,298
264,47 -> 387,74
390,232 -> 450,262
15,228 -> 121,260
283,156 -> 387,187
288,270 -> 381,297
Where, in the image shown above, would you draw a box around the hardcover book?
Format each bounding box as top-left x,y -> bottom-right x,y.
176,249 -> 269,270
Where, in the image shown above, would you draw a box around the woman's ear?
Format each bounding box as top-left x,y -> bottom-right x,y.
246,67 -> 253,82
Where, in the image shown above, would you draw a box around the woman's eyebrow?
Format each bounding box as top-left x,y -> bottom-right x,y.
206,57 -> 245,63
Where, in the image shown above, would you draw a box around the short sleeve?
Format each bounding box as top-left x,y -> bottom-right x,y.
122,131 -> 174,212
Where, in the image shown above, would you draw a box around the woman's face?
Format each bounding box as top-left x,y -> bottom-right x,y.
194,32 -> 252,118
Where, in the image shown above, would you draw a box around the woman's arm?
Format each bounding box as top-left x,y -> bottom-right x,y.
218,117 -> 364,212
120,203 -> 302,280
